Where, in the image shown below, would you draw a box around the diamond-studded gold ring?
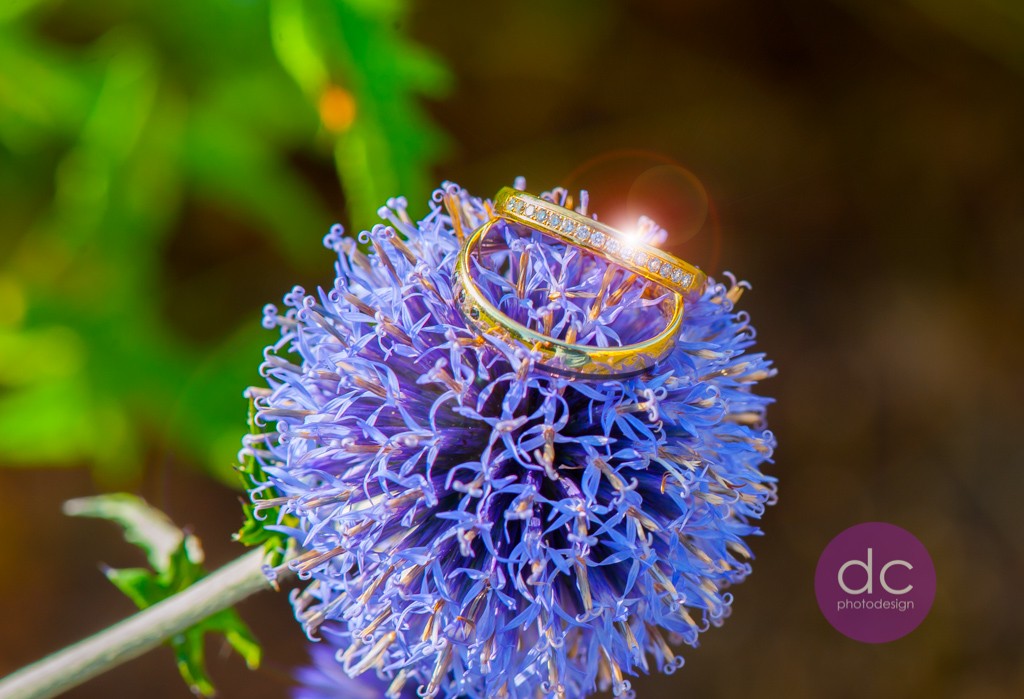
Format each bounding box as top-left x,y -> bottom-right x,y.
452,215 -> 690,379
493,186 -> 706,295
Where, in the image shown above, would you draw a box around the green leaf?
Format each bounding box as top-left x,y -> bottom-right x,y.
174,627 -> 217,698
64,494 -> 188,571
104,567 -> 166,609
172,607 -> 261,697
233,399 -> 295,567
66,494 -> 262,697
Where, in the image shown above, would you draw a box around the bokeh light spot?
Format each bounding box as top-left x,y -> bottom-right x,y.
318,85 -> 357,133
626,164 -> 709,244
563,149 -> 720,270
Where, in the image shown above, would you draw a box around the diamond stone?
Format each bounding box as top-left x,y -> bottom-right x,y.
606,239 -> 620,254
507,198 -> 519,213
669,267 -> 683,283
648,258 -> 662,274
549,213 -> 561,227
635,251 -> 648,266
575,225 -> 591,242
535,208 -> 548,223
562,219 -> 575,234
590,231 -> 605,248
524,203 -> 535,216
681,272 -> 694,288
621,247 -> 636,262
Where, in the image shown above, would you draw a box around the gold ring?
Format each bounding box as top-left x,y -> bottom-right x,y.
493,186 -> 707,294
452,218 -> 685,378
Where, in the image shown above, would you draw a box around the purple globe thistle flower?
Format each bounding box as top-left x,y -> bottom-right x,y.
295,633 -> 417,699
242,181 -> 776,699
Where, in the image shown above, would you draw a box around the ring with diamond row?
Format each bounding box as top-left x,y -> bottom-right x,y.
452,218 -> 685,378
493,186 -> 707,295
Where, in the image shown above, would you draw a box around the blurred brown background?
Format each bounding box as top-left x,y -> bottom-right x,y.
2,1 -> 1023,697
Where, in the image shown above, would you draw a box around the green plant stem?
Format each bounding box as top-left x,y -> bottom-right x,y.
0,548 -> 281,699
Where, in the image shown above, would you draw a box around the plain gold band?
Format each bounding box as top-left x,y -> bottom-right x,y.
453,218 -> 685,378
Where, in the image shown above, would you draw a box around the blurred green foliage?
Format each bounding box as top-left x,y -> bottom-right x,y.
0,0 -> 449,482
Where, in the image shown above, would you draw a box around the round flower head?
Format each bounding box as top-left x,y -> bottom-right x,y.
242,181 -> 777,699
